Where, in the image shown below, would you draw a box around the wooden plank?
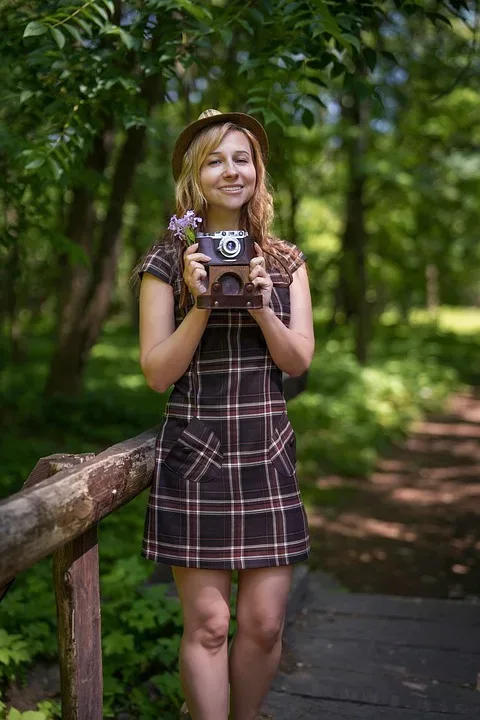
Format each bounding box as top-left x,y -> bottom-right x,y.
293,611 -> 480,654
283,634 -> 480,687
306,585 -> 480,626
272,667 -> 480,715
0,453 -> 93,603
263,690 -> 467,719
0,428 -> 157,586
53,525 -> 102,720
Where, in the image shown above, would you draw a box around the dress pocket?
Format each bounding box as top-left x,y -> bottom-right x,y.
164,417 -> 222,483
268,413 -> 296,477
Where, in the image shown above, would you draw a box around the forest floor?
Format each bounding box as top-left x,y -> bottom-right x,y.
306,388 -> 480,600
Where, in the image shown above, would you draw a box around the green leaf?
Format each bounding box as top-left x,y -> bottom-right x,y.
7,709 -> 22,720
94,4 -> 111,23
63,23 -> 83,43
306,92 -> 325,108
120,29 -> 135,49
343,33 -> 361,53
74,17 -> 93,37
100,0 -> 115,13
23,21 -> 48,38
50,27 -> 66,49
330,62 -> 345,79
48,157 -> 63,181
25,158 -> 46,170
176,0 -> 212,22
426,11 -> 451,26
20,713 -> 48,720
20,90 -> 34,103
308,75 -> 328,88
302,108 -> 315,129
364,48 -> 376,72
237,18 -> 254,36
381,50 -> 397,65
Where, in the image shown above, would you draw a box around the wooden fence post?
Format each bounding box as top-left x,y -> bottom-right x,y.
46,454 -> 103,720
53,524 -> 102,720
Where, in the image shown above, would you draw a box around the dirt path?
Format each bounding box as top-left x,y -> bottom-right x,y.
307,390 -> 480,599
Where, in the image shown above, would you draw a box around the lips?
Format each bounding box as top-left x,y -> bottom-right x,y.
219,185 -> 244,192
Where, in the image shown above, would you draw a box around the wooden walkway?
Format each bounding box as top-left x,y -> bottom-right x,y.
263,572 -> 480,719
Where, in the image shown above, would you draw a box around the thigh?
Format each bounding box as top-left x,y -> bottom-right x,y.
172,566 -> 232,627
236,566 -> 294,624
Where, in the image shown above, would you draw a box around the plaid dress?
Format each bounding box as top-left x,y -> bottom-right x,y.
139,237 -> 310,569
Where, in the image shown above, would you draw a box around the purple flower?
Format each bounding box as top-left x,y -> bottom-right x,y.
168,210 -> 202,244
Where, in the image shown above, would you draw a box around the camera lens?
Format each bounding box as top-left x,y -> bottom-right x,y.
218,237 -> 241,259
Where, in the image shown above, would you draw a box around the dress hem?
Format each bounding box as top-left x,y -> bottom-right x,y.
141,549 -> 310,570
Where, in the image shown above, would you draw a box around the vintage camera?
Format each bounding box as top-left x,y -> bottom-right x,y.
195,230 -> 263,310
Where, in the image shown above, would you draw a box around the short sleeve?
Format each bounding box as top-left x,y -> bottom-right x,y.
138,240 -> 179,286
277,240 -> 307,275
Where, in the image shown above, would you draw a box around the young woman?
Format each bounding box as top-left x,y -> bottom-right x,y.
138,109 -> 314,720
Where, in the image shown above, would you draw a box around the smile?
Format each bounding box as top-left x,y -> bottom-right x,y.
219,186 -> 244,192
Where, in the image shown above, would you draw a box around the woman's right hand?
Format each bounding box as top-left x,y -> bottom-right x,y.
183,243 -> 211,299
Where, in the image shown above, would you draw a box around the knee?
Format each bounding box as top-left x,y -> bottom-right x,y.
237,612 -> 284,653
185,607 -> 230,653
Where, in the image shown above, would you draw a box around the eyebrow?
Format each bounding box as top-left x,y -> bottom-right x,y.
208,149 -> 250,156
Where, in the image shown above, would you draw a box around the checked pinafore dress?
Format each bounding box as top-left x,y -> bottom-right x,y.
139,237 -> 310,569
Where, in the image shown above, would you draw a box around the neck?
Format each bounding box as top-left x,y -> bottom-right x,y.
205,209 -> 241,233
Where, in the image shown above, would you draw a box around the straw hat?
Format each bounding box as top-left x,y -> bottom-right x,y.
172,109 -> 269,180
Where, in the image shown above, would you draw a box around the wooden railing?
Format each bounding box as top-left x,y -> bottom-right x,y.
0,374 -> 307,719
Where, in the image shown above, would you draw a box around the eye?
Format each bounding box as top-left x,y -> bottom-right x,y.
208,159 -> 221,166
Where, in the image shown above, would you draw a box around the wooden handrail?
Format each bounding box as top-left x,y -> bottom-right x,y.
0,428 -> 157,587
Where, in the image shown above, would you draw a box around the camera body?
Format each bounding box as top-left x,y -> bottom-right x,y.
196,231 -> 263,310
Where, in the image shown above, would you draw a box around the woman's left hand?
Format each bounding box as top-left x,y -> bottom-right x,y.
248,242 -> 273,311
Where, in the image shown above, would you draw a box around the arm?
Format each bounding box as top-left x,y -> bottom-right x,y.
139,243 -> 211,393
250,264 -> 315,377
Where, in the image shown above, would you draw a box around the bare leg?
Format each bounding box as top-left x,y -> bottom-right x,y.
229,566 -> 293,720
172,566 -> 232,720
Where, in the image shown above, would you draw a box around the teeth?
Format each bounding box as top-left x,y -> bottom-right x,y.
221,186 -> 242,191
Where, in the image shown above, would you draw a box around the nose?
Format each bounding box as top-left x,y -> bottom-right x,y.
223,160 -> 238,177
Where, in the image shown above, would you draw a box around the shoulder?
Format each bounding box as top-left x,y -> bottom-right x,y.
138,234 -> 180,284
267,237 -> 307,276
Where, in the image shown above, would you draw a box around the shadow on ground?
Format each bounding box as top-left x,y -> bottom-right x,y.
305,390 -> 480,599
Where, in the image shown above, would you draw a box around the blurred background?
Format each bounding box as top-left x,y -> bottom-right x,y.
1,1 -> 479,718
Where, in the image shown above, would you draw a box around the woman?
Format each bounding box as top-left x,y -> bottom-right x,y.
138,109 -> 314,720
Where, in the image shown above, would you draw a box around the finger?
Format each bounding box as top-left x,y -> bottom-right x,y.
187,260 -> 208,272
249,265 -> 267,280
252,276 -> 271,289
185,252 -> 211,264
253,241 -> 264,257
192,267 -> 206,283
250,256 -> 265,268
184,243 -> 199,254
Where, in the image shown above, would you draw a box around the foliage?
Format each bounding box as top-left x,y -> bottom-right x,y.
290,338 -> 459,479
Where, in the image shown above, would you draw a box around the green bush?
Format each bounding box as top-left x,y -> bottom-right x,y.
289,341 -> 459,479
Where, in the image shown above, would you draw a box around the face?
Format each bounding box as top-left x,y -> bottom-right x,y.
199,129 -> 256,228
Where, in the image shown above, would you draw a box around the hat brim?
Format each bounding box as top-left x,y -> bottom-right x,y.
172,112 -> 269,180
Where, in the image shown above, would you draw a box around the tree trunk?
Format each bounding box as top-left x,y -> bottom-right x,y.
426,263 -> 439,311
45,75 -> 162,397
287,179 -> 299,245
336,92 -> 369,364
44,129 -> 113,396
